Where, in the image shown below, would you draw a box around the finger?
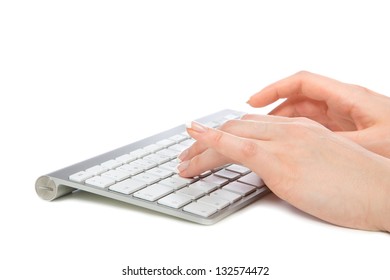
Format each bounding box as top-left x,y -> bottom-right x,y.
247,71 -> 356,108
179,121 -> 273,177
177,148 -> 231,178
267,98 -> 345,130
268,96 -> 328,117
179,118 -> 292,177
239,114 -> 324,131
177,118 -> 262,162
219,118 -> 288,141
185,118 -> 285,153
336,128 -> 389,155
182,117 -> 289,162
179,117 -> 279,166
178,119 -> 265,163
241,113 -> 304,123
178,140 -> 207,162
265,89 -> 360,131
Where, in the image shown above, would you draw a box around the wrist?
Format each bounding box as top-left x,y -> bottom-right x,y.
372,159 -> 390,232
380,187 -> 390,232
379,197 -> 390,233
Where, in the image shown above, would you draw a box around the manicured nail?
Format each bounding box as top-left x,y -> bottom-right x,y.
186,121 -> 208,133
178,148 -> 189,162
176,160 -> 190,173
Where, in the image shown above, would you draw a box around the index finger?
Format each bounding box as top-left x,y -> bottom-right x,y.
179,121 -> 275,178
248,71 -> 355,108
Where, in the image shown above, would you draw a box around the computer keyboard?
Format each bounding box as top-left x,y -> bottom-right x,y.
35,109 -> 270,224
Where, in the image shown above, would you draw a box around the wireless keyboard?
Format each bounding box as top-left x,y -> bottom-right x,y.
35,109 -> 270,224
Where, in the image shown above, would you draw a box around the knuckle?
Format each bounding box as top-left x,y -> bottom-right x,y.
351,84 -> 371,95
188,142 -> 200,156
284,120 -> 325,137
182,156 -> 202,177
219,119 -> 237,132
295,70 -> 312,78
240,139 -> 258,157
210,129 -> 224,146
190,155 -> 202,168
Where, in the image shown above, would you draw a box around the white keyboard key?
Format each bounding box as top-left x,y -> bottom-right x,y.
109,178 -> 146,194
168,144 -> 188,153
85,165 -> 108,175
177,187 -> 205,199
143,154 -> 170,164
210,189 -> 241,204
132,173 -> 160,185
183,202 -> 217,217
172,174 -> 198,184
159,177 -> 188,190
85,176 -> 115,188
198,195 -> 230,210
214,169 -> 241,181
181,131 -> 190,138
169,134 -> 187,143
189,181 -> 218,193
202,174 -> 229,187
224,113 -> 240,120
226,164 -> 251,175
130,148 -> 150,158
133,183 -> 172,201
223,181 -> 256,196
115,154 -> 136,164
204,121 -> 219,128
211,165 -> 225,172
143,144 -> 163,153
146,167 -> 173,179
159,160 -> 180,173
199,170 -> 212,178
101,169 -> 131,182
158,193 -> 192,208
69,171 -> 94,183
156,139 -> 175,148
238,172 -> 264,187
156,149 -> 178,159
132,159 -> 157,169
101,159 -> 122,169
116,163 -> 144,176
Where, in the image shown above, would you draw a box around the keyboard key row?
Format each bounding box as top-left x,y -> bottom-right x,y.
134,183 -> 173,201
183,202 -> 218,217
68,132 -> 191,184
109,178 -> 147,194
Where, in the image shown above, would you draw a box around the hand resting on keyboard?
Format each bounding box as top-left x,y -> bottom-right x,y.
178,72 -> 390,232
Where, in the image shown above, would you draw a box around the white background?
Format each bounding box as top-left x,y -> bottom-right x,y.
1,1 -> 389,279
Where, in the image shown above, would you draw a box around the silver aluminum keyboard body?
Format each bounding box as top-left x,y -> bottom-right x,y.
35,109 -> 270,225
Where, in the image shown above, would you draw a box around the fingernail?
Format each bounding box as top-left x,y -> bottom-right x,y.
186,121 -> 208,133
178,148 -> 189,162
176,160 -> 190,173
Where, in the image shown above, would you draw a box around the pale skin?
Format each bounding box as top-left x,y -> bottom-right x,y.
178,71 -> 390,232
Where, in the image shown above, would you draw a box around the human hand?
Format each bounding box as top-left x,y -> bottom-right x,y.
177,116 -> 390,232
247,71 -> 390,158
